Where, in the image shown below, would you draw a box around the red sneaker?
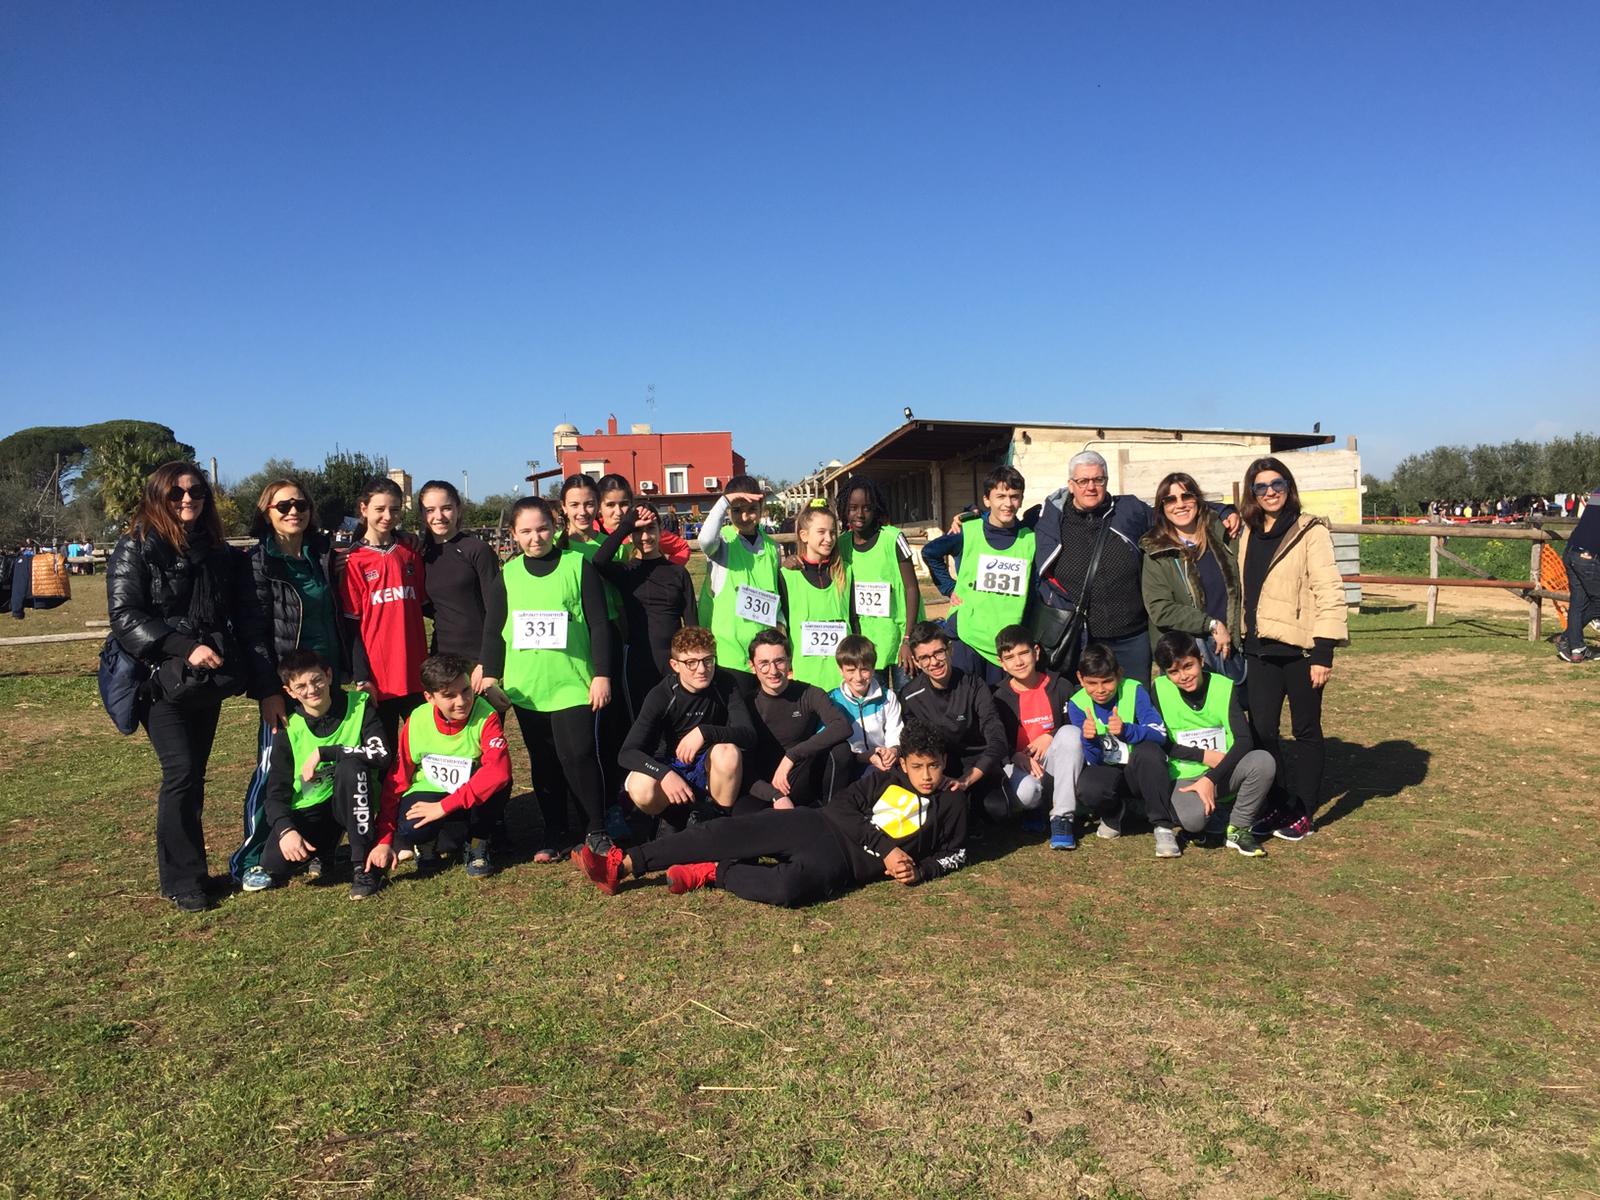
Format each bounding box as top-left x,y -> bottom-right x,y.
579,844 -> 625,895
666,861 -> 717,895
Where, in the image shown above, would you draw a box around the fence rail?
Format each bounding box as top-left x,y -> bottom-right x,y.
1331,522 -> 1566,641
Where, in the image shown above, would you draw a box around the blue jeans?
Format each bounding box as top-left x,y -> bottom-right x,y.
1563,549 -> 1600,652
1088,628 -> 1152,691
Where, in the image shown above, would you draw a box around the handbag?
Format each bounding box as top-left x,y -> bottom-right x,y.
1029,509 -> 1114,677
97,634 -> 148,735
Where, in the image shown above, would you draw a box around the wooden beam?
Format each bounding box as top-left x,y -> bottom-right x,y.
0,631 -> 105,646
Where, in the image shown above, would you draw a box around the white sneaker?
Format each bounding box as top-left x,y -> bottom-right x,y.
1153,827 -> 1182,858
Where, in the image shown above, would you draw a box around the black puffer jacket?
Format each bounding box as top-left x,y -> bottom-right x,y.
242,531 -> 347,693
107,530 -> 263,688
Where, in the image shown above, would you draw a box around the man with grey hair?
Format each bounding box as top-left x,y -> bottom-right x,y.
1032,451 -> 1238,688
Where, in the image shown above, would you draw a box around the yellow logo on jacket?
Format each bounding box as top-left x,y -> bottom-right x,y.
872,784 -> 927,839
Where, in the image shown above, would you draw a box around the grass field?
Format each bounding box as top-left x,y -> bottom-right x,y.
3,585 -> 1598,1199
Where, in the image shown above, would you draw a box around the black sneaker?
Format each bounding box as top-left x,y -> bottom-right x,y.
349,869 -> 384,901
1558,642 -> 1589,664
463,838 -> 495,879
413,841 -> 447,879
584,831 -> 615,857
167,890 -> 210,913
303,855 -> 324,882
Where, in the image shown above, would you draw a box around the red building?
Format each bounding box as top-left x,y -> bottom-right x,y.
544,416 -> 747,514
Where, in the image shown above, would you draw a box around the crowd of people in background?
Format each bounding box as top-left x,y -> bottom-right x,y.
98,452 -> 1597,913
1425,493 -> 1589,522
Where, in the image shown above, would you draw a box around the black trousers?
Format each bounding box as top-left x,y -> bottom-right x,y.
143,690 -> 224,897
395,784 -> 510,854
259,757 -> 381,876
1245,652 -> 1325,817
1075,741 -> 1170,826
632,806 -> 855,907
513,704 -> 606,844
748,741 -> 853,808
375,693 -> 422,758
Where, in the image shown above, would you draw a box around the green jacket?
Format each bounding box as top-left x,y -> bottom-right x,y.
1139,511 -> 1241,649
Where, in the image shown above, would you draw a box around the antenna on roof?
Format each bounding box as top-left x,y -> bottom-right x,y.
646,383 -> 656,419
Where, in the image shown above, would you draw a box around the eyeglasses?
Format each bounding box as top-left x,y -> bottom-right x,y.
752,657 -> 790,671
166,485 -> 209,503
271,499 -> 310,515
284,676 -> 329,697
1161,492 -> 1196,506
674,656 -> 715,671
1251,478 -> 1289,496
1070,476 -> 1108,488
912,647 -> 949,666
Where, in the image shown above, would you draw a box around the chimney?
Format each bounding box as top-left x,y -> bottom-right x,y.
607,414 -> 618,436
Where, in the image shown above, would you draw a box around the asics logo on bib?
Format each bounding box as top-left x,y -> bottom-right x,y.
369,586 -> 417,604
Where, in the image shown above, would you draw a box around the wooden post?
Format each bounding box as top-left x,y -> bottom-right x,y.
1529,539 -> 1544,642
1426,536 -> 1440,626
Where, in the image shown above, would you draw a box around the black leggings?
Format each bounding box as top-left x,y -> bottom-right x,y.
632,807 -> 855,907
1075,741 -> 1170,826
395,784 -> 509,854
143,691 -> 224,896
1245,652 -> 1326,817
513,704 -> 606,844
259,758 -> 380,876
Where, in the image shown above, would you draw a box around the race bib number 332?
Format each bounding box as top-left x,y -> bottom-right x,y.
853,581 -> 891,618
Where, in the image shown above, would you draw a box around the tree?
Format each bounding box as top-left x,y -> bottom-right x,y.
316,449 -> 389,531
85,432 -> 193,526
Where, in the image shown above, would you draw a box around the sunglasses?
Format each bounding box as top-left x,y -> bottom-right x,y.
1251,479 -> 1289,496
271,499 -> 311,515
1161,492 -> 1196,506
166,485 -> 209,503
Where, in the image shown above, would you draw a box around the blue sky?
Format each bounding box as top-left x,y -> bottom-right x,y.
3,1 -> 1596,493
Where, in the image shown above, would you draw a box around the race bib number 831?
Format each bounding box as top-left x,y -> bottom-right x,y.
975,555 -> 1025,596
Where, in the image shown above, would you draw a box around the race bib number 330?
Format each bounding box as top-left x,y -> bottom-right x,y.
975,555 -> 1025,596
734,585 -> 779,626
513,610 -> 568,650
421,753 -> 474,791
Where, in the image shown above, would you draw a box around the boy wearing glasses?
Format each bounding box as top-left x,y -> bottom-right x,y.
743,628 -> 853,808
899,621 -> 1008,821
619,626 -> 756,823
240,649 -> 392,899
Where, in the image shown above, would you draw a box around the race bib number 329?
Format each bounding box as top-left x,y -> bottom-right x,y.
801,620 -> 847,656
974,555 -> 1025,596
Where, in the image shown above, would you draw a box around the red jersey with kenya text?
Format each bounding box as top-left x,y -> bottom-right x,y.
340,539 -> 428,699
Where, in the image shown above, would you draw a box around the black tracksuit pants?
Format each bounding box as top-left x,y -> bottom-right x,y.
375,694 -> 423,758
1244,652 -> 1325,817
513,704 -> 606,844
1074,741 -> 1170,828
395,784 -> 510,855
143,691 -> 224,897
258,757 -> 381,876
631,807 -> 856,908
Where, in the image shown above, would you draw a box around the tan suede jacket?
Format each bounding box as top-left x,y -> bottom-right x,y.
1236,514 -> 1348,650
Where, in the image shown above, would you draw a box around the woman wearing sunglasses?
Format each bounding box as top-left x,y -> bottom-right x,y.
1235,457 -> 1348,841
1140,472 -> 1244,681
108,462 -> 259,912
230,478 -> 347,888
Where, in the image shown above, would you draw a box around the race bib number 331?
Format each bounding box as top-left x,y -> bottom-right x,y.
1174,727 -> 1226,753
513,610 -> 568,650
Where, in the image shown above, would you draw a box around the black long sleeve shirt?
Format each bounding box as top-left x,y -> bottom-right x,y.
423,533 -> 501,661
823,763 -> 969,884
617,669 -> 756,779
479,548 -> 616,679
749,679 -> 853,773
595,519 -> 699,675
898,667 -> 1008,778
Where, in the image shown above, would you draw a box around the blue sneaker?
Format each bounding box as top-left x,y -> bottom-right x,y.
463,838 -> 494,879
1048,815 -> 1077,851
241,865 -> 278,892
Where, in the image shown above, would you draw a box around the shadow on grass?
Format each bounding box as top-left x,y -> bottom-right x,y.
1353,617 -> 1523,641
1313,736 -> 1431,829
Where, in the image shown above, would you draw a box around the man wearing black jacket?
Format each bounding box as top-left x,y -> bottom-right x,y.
898,620 -> 1007,820
619,626 -> 756,818
579,720 -> 967,906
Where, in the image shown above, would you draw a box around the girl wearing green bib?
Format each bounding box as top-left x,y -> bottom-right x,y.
778,502 -> 853,692
480,497 -> 616,861
838,477 -> 922,683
